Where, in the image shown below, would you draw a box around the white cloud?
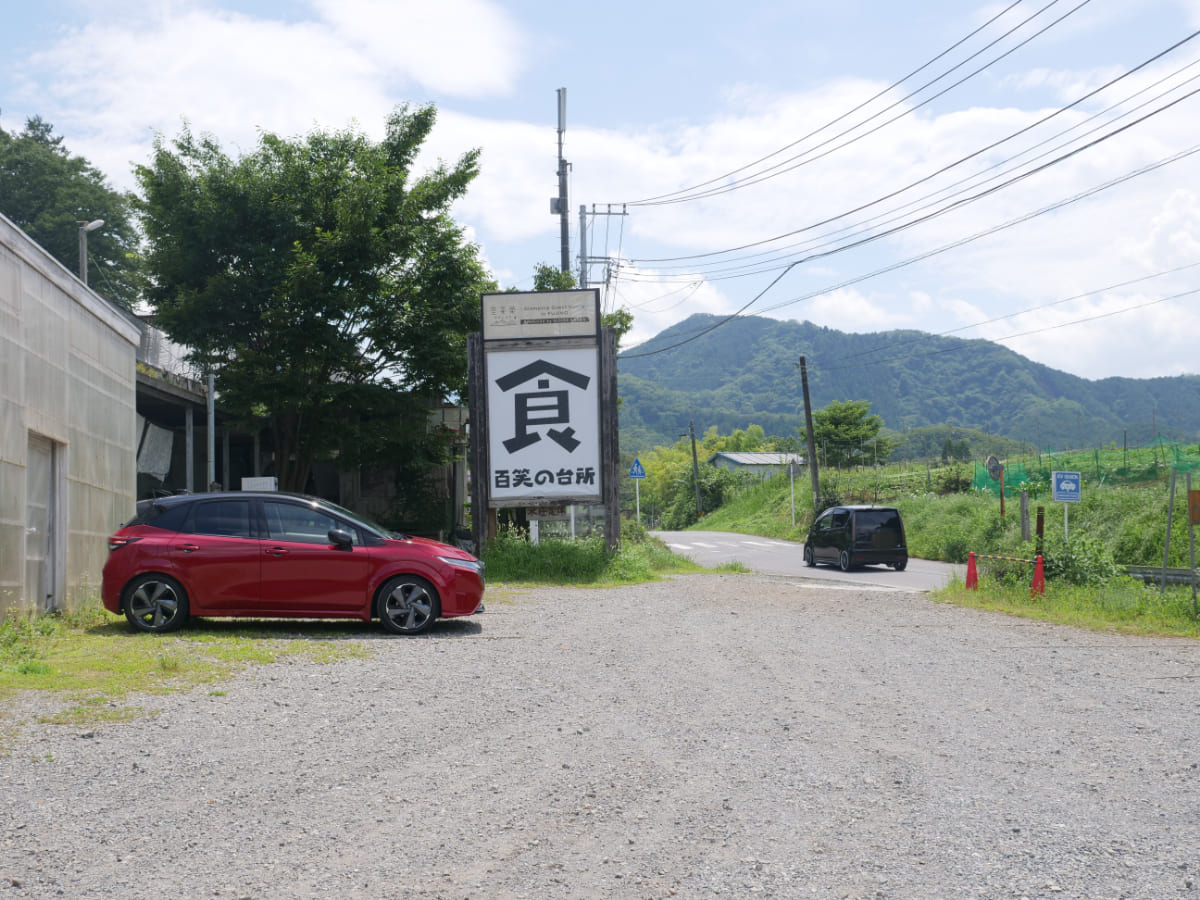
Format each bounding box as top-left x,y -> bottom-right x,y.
309,0 -> 526,97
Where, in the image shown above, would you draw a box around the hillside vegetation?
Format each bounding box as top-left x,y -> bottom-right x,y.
618,314 -> 1200,454
680,443 -> 1200,578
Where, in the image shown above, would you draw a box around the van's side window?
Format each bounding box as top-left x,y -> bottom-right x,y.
831,510 -> 850,530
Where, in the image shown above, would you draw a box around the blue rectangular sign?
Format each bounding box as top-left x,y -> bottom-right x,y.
1052,470 -> 1081,502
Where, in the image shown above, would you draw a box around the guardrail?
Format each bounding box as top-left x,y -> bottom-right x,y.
1124,565 -> 1199,586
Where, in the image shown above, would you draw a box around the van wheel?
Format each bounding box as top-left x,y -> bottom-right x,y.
803,545 -> 815,567
892,558 -> 908,572
839,551 -> 852,572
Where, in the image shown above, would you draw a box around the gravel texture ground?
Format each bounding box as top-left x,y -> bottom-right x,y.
2,574 -> 1199,900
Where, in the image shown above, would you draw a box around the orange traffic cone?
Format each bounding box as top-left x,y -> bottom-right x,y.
965,551 -> 978,589
1031,554 -> 1045,596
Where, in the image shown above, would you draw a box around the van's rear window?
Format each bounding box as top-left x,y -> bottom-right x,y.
857,510 -> 902,534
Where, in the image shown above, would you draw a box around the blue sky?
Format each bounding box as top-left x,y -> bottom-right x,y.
3,0 -> 1200,384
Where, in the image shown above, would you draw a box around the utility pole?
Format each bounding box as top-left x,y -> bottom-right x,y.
578,204 -> 588,287
578,204 -> 629,289
799,356 -> 821,510
553,88 -> 570,274
689,421 -> 703,519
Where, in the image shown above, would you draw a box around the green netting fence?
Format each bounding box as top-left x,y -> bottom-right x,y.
972,438 -> 1200,496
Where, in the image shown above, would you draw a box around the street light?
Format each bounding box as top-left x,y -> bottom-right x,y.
78,219 -> 104,285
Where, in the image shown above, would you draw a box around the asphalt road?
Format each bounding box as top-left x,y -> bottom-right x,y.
653,529 -> 965,591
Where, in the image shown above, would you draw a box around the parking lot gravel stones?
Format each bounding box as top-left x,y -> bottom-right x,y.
2,574 -> 1199,899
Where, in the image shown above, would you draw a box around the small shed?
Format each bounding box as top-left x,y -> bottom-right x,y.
707,451 -> 805,479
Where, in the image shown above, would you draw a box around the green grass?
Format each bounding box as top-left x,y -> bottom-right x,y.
935,577 -> 1200,638
481,525 -> 708,584
0,604 -> 371,727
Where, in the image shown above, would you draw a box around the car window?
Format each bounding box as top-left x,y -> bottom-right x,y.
189,500 -> 253,538
857,509 -> 902,535
128,501 -> 192,532
830,510 -> 850,530
265,500 -> 355,545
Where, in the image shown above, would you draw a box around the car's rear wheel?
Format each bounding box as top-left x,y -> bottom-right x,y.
378,575 -> 441,635
892,558 -> 908,571
803,545 -> 816,567
838,550 -> 852,572
124,574 -> 189,633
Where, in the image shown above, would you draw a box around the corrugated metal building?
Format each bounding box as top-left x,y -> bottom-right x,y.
0,212 -> 140,614
707,451 -> 805,479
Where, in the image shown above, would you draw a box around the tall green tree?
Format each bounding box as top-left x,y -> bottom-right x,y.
811,399 -> 898,468
134,106 -> 494,493
0,116 -> 143,307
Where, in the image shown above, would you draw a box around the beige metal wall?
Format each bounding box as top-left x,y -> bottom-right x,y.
0,213 -> 140,615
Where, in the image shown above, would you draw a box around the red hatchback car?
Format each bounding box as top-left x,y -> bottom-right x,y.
102,492 -> 484,635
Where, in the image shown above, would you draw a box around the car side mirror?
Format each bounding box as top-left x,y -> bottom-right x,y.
328,528 -> 355,549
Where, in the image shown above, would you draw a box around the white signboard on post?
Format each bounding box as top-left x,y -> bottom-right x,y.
486,347 -> 601,504
481,290 -> 599,341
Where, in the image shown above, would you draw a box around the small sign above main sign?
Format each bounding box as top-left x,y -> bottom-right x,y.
481,289 -> 600,341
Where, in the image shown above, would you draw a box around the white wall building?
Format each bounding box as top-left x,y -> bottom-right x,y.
0,212 -> 140,614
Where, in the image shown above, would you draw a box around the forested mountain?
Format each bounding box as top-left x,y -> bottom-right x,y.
617,314 -> 1200,454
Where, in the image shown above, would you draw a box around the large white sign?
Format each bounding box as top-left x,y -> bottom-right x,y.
486,347 -> 601,502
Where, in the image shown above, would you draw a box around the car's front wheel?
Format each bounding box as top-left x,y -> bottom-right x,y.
124,574 -> 189,633
377,575 -> 441,635
838,551 -> 852,572
803,545 -> 816,567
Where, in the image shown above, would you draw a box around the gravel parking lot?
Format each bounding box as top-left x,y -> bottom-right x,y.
2,574 -> 1199,899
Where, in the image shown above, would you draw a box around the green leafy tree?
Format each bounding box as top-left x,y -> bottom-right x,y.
0,116 -> 143,307
812,399 -> 898,468
530,262 -> 576,291
134,106 -> 494,494
941,436 -> 972,462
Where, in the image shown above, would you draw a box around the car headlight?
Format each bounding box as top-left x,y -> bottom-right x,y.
438,556 -> 485,577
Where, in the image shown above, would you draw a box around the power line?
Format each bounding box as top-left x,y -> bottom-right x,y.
625,0 -> 1059,206
617,85 -> 1200,290
619,138 -> 1200,357
628,28 -> 1200,268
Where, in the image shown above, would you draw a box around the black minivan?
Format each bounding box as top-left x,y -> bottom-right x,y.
804,505 -> 908,571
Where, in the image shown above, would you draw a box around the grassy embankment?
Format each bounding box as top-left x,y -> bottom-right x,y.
691,450 -> 1200,638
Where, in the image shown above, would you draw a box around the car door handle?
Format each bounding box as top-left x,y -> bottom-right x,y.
179,544 -> 200,553
266,547 -> 289,558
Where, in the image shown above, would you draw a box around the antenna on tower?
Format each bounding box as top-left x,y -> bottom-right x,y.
550,88 -> 570,274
